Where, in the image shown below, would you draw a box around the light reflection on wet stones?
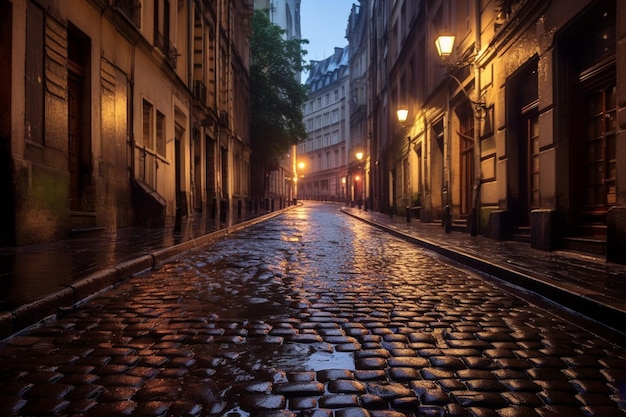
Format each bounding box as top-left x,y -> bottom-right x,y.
1,205 -> 626,416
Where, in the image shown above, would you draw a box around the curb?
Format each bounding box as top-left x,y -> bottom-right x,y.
0,206 -> 296,341
341,208 -> 626,335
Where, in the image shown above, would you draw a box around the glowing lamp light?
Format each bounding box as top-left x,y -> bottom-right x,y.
435,34 -> 456,58
355,151 -> 364,161
396,108 -> 409,123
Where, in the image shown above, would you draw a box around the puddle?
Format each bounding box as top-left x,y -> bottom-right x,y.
271,343 -> 355,372
222,406 -> 251,417
304,349 -> 355,371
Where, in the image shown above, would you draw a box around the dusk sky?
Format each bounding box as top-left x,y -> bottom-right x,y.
300,0 -> 354,82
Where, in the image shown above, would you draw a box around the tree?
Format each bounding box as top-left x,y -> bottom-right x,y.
249,9 -> 309,199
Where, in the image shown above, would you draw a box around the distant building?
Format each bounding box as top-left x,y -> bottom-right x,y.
0,0 -> 253,245
299,47 -> 350,203
254,0 -> 301,40
347,1 -> 370,209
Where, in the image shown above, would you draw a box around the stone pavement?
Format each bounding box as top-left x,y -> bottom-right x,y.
0,202 -> 624,417
341,207 -> 626,335
0,202 -> 625,340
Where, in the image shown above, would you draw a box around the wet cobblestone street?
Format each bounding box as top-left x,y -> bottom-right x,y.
0,203 -> 625,417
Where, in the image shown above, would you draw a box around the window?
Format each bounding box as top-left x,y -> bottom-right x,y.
156,111 -> 166,156
155,0 -> 176,68
583,85 -> 616,209
142,100 -> 154,149
529,114 -> 540,210
113,0 -> 141,27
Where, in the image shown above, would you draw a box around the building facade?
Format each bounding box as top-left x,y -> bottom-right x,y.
299,47 -> 350,203
0,0 -> 253,246
347,1 -> 370,209
365,0 -> 626,263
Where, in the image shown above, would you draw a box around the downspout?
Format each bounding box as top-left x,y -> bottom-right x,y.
188,1 -> 192,88
444,87 -> 452,233
470,0 -> 482,236
129,37 -> 136,185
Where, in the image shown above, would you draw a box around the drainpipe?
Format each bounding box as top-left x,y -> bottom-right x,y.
470,0 -> 482,236
444,88 -> 452,234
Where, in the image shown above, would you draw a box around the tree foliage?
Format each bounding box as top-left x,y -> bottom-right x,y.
250,9 -> 309,197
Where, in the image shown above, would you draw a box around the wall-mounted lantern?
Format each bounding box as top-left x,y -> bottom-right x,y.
435,34 -> 456,59
396,108 -> 409,124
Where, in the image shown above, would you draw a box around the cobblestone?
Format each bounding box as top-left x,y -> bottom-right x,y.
0,203 -> 625,416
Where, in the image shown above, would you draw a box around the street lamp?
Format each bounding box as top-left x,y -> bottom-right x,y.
296,161 -> 305,201
435,34 -> 487,120
355,151 -> 365,210
435,31 -> 485,235
396,108 -> 409,124
435,34 -> 456,58
396,109 -> 412,223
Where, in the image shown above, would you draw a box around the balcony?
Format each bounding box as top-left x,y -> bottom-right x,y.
155,32 -> 178,69
113,0 -> 141,27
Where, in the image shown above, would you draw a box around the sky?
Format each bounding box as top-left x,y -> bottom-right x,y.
300,0 -> 354,82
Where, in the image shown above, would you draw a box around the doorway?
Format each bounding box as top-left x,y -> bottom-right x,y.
506,59 -> 539,230
558,0 -> 616,238
575,82 -> 616,236
174,123 -> 187,220
67,27 -> 92,213
456,102 -> 474,219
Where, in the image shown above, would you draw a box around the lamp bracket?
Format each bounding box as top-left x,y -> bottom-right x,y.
445,72 -> 488,121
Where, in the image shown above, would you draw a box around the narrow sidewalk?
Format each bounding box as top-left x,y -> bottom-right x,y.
0,207 -> 293,340
341,206 -> 626,335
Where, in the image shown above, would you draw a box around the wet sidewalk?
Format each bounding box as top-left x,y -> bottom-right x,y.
341,206 -> 626,334
0,209 -> 290,339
